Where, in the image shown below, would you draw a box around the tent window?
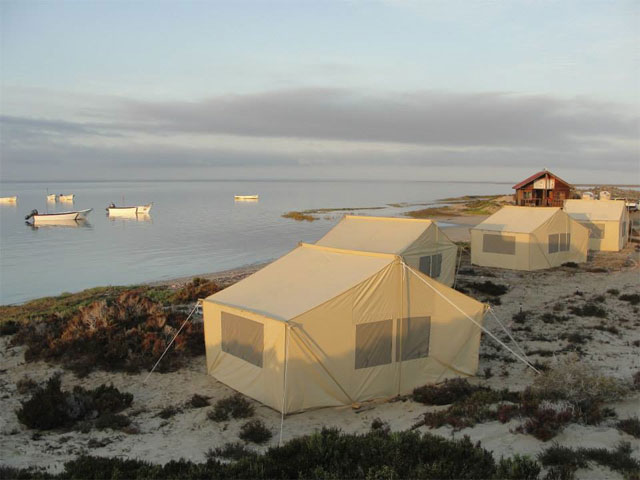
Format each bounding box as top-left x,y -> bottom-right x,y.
548,234 -> 559,253
355,319 -> 393,369
581,222 -> 605,239
482,234 -> 516,255
621,222 -> 627,238
560,233 -> 571,251
419,253 -> 442,278
397,316 -> 430,362
221,312 -> 264,368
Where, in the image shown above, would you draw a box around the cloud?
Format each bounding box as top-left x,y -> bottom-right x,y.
1,88 -> 638,180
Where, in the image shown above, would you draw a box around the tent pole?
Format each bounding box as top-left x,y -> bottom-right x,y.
279,323 -> 289,446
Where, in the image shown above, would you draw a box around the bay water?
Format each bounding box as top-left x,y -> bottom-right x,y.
0,180 -> 510,304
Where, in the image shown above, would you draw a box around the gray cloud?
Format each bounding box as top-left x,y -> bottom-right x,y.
123,89 -> 638,149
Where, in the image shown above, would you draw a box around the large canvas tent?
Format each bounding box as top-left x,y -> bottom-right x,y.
316,215 -> 458,286
564,200 -> 629,252
203,243 -> 486,414
470,206 -> 588,270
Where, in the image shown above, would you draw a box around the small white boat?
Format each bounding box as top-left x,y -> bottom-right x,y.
47,194 -> 58,202
106,203 -> 153,216
25,208 -> 92,224
0,196 -> 17,203
59,194 -> 75,202
28,219 -> 90,229
234,195 -> 259,201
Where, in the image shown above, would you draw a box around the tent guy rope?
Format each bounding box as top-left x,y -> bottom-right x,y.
487,307 -> 531,364
143,300 -> 201,384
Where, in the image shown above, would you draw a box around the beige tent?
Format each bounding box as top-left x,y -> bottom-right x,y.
316,215 -> 458,286
564,199 -> 629,252
202,243 -> 486,414
470,206 -> 588,270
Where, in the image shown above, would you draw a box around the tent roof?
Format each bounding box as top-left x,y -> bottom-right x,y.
316,215 -> 446,253
564,199 -> 625,221
472,206 -> 560,233
204,243 -> 395,321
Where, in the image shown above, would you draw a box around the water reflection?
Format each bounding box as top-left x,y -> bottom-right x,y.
107,212 -> 152,222
27,219 -> 92,229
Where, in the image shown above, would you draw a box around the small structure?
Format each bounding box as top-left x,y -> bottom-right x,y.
564,199 -> 629,251
316,215 -> 457,286
470,206 -> 588,270
512,170 -> 572,207
202,243 -> 486,413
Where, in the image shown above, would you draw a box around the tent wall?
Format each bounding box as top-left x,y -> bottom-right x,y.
401,223 -> 458,286
470,230 -> 531,270
202,301 -> 286,412
564,200 -> 629,252
528,211 -> 589,269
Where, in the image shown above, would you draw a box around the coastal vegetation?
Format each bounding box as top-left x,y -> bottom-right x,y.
282,206 -> 385,221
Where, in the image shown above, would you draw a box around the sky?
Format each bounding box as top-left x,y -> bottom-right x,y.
1,0 -> 638,183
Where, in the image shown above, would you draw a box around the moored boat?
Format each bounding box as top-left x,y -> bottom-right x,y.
47,194 -> 58,202
106,203 -> 153,216
234,195 -> 259,200
25,208 -> 93,224
59,194 -> 75,202
0,196 -> 17,203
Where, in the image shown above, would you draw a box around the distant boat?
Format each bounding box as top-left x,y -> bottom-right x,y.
25,208 -> 92,224
0,196 -> 17,203
59,194 -> 75,202
28,219 -> 90,229
47,194 -> 58,202
106,203 -> 153,216
234,195 -> 259,201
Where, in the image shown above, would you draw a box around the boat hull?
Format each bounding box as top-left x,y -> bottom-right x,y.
59,195 -> 75,202
107,204 -> 152,216
32,208 -> 92,224
234,195 -> 259,201
0,196 -> 17,203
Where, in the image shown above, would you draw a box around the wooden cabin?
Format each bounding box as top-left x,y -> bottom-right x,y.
513,170 -> 572,207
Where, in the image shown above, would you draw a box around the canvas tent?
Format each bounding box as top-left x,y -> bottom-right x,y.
470,206 -> 588,270
202,243 -> 486,414
316,215 -> 458,286
564,200 -> 629,252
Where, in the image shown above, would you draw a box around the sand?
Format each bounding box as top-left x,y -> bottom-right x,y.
1,240 -> 639,478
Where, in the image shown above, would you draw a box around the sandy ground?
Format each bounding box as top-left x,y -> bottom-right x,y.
1,240 -> 639,477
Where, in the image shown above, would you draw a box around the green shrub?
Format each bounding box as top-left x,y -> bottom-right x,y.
568,303 -> 606,318
0,319 -> 19,336
189,394 -> 210,408
208,393 -> 255,422
513,311 -> 529,324
468,281 -> 508,296
16,376 -> 38,394
239,419 -> 272,444
607,288 -> 620,295
95,413 -> 131,430
206,442 -> 256,461
619,293 -> 640,306
412,378 -> 479,405
617,417 -> 640,438
158,405 -> 182,419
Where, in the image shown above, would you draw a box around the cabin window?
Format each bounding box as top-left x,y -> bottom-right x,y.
581,222 -> 605,239
355,319 -> 393,369
482,234 -> 516,255
549,233 -> 570,253
221,312 -> 264,367
397,316 -> 430,361
419,253 -> 442,278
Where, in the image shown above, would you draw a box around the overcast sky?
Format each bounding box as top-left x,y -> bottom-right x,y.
1,0 -> 638,183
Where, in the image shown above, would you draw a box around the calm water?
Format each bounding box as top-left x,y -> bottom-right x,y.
0,180 -> 510,304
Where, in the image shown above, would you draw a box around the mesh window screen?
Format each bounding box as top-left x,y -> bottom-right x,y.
418,254 -> 443,278
483,234 -> 516,255
355,319 -> 393,369
221,312 -> 264,367
397,316 -> 431,361
581,222 -> 605,239
548,234 -> 559,253
560,233 -> 571,252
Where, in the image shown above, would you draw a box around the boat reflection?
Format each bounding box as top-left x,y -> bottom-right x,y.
27,219 -> 92,229
107,212 -> 152,222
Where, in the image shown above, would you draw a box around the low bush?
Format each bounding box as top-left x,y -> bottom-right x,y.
370,417 -> 391,435
540,313 -> 570,324
516,401 -> 575,441
0,428 -> 541,479
568,303 -> 607,318
158,405 -> 182,419
95,413 -> 131,430
11,290 -> 204,376
467,281 -> 508,296
513,311 -> 530,324
16,376 -> 133,431
539,442 -> 639,480
189,394 -> 210,408
593,323 -> 620,335
16,376 -> 38,394
0,319 -> 19,336
412,378 -> 481,405
170,278 -> 220,304
591,295 -> 606,303
607,288 -> 620,295
617,417 -> 640,438
619,293 -> 640,306
205,442 -> 256,461
561,262 -> 579,268
208,393 -> 255,422
239,419 -> 272,444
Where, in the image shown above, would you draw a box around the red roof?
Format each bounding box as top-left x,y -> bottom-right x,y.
512,170 -> 572,190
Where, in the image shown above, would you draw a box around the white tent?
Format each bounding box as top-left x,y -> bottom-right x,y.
470,206 -> 589,270
316,215 -> 458,286
203,243 -> 486,414
564,199 -> 629,252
